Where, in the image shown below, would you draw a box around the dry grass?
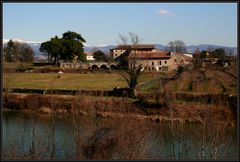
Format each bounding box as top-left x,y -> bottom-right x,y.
138,67 -> 237,95
3,93 -> 236,126
166,68 -> 237,94
3,72 -> 156,91
3,73 -> 127,90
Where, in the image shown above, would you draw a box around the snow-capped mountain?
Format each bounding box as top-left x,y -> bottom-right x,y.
3,38 -> 42,44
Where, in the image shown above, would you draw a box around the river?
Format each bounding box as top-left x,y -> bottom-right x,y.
2,110 -> 238,160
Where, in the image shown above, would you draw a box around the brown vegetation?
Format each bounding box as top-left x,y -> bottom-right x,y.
167,68 -> 237,94
3,92 -> 236,127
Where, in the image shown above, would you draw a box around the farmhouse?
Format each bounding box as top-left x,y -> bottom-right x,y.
60,44 -> 192,72
110,44 -> 155,59
85,52 -> 95,61
110,44 -> 193,71
128,50 -> 193,72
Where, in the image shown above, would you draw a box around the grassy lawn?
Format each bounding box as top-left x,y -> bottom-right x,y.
4,73 -> 126,90
3,62 -> 165,91
3,72 -> 159,91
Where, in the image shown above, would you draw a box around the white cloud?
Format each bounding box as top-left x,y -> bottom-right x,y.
156,9 -> 175,16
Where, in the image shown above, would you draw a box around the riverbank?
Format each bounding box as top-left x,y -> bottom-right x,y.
3,93 -> 236,127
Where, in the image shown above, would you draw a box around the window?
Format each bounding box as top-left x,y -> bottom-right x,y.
165,61 -> 167,64
152,62 -> 154,65
159,61 -> 162,65
115,54 -> 117,56
162,66 -> 168,71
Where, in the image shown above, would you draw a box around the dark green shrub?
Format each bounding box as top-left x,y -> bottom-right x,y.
16,65 -> 34,72
188,81 -> 193,91
177,65 -> 185,74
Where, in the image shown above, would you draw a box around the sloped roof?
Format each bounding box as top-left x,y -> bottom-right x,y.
111,45 -> 130,50
112,44 -> 155,50
130,44 -> 155,49
128,51 -> 171,59
84,52 -> 94,56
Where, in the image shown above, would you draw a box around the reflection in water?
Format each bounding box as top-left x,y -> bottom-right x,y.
2,111 -> 238,160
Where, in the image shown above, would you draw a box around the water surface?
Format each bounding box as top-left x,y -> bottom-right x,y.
2,110 -> 238,160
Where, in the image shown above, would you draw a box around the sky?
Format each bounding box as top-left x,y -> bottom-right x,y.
3,3 -> 237,47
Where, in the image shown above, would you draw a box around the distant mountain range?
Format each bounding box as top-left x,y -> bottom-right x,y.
83,44 -> 237,57
3,39 -> 237,60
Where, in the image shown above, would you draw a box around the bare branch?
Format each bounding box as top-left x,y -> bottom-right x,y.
118,34 -> 128,46
129,32 -> 140,45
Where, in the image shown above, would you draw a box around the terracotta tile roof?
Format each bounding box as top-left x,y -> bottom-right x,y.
112,44 -> 155,50
171,52 -> 193,60
111,45 -> 130,50
130,44 -> 155,49
129,51 -> 171,59
84,52 -> 94,56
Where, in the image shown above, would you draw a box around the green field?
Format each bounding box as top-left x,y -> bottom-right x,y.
3,62 -> 166,91
3,72 -> 157,91
4,73 -> 126,90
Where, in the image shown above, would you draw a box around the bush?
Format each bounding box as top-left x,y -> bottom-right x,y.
112,87 -> 131,97
3,94 -> 24,110
3,68 -> 17,73
188,81 -> 193,91
16,66 -> 34,72
39,67 -> 60,73
177,65 -> 185,74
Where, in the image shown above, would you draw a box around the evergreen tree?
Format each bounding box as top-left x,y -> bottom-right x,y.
40,31 -> 86,64
4,39 -> 15,62
4,39 -> 34,63
93,50 -> 105,61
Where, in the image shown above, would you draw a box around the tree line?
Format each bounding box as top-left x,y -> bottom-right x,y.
3,39 -> 34,63
3,30 -> 231,67
40,31 -> 87,65
40,31 -> 108,64
194,48 -> 229,65
3,31 -> 110,65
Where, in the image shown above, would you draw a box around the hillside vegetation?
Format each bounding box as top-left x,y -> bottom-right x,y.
139,66 -> 237,95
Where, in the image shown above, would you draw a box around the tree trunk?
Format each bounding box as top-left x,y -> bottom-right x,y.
130,86 -> 137,98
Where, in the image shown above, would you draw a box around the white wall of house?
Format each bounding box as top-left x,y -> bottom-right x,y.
182,53 -> 193,57
113,49 -> 127,59
86,55 -> 95,61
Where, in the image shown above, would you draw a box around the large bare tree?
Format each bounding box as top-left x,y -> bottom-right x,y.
118,32 -> 144,98
166,40 -> 187,53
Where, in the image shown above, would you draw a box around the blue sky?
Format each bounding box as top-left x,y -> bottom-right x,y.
3,3 -> 237,47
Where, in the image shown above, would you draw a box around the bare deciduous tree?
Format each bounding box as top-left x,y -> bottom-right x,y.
118,32 -> 144,98
166,40 -> 186,53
